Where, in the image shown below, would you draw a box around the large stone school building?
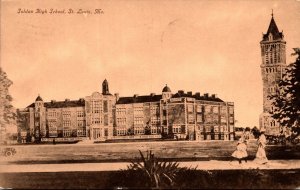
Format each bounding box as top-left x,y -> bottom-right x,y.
19,80 -> 235,143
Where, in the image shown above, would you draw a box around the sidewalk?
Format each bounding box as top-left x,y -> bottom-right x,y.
1,160 -> 300,173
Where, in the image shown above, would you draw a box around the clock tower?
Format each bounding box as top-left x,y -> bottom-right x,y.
259,12 -> 286,135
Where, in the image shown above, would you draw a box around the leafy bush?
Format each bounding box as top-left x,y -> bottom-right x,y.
123,150 -> 198,188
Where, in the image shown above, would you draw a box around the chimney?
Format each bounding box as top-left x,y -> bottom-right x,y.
115,93 -> 119,101
79,98 -> 85,102
204,93 -> 209,99
150,93 -> 156,97
187,91 -> 192,96
178,90 -> 184,95
51,100 -> 56,104
211,94 -> 217,99
133,94 -> 139,98
195,92 -> 200,97
65,98 -> 70,102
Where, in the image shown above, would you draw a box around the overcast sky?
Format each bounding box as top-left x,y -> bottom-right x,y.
1,0 -> 300,127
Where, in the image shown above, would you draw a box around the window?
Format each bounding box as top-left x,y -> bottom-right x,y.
77,120 -> 85,127
134,117 -> 144,125
49,128 -> 57,137
62,111 -> 71,119
48,111 -> 57,118
104,115 -> 108,126
206,134 -> 211,140
205,125 -> 211,132
229,117 -> 234,124
93,101 -> 101,113
134,107 -> 144,115
103,101 -> 108,112
151,117 -> 160,124
151,127 -> 157,134
220,125 -> 224,132
220,106 -> 227,114
214,126 -> 219,132
116,108 -> 126,115
134,127 -> 144,135
150,106 -> 159,115
229,125 -> 234,132
188,114 -> 194,123
205,106 -> 211,113
187,105 -> 194,112
213,106 -> 219,114
63,120 -> 71,127
77,111 -> 84,117
77,128 -> 86,137
196,105 -> 202,113
221,116 -> 227,123
229,107 -> 234,114
117,128 -> 126,136
224,125 -> 228,132
63,129 -> 72,137
95,117 -> 101,124
197,114 -> 202,122
212,115 -> 219,123
205,115 -> 212,123
173,125 -> 181,133
117,118 -> 126,125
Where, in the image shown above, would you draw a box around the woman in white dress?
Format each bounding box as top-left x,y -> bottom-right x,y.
254,130 -> 268,164
231,137 -> 248,164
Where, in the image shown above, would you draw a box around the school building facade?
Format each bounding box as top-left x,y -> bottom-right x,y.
19,80 -> 235,143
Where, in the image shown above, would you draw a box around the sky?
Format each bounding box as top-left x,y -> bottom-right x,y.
1,0 -> 300,127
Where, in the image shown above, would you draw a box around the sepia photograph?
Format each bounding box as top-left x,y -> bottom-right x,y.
1,0 -> 300,189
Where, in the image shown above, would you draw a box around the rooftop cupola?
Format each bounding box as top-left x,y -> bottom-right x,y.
102,79 -> 110,95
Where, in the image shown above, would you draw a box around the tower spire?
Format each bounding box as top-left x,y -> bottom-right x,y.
271,9 -> 273,18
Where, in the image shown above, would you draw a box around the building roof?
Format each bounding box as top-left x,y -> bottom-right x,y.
162,85 -> 171,92
35,95 -> 43,101
117,95 -> 162,104
27,99 -> 85,108
116,93 -> 224,104
172,93 -> 224,102
262,16 -> 283,42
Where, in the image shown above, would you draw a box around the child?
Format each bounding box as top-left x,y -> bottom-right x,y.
231,137 -> 248,164
254,130 -> 268,164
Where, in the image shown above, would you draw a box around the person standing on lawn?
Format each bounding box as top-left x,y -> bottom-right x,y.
254,130 -> 268,164
231,137 -> 248,164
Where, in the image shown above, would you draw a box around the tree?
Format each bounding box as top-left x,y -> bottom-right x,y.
0,67 -> 16,140
270,48 -> 300,138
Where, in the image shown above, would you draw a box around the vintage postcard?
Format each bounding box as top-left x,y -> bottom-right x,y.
1,0 -> 300,189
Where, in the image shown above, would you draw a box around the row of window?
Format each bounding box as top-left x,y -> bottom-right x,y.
199,125 -> 234,132
267,87 -> 277,94
133,107 -> 144,115
151,117 -> 160,124
265,67 -> 280,74
116,108 -> 126,115
199,134 -> 234,140
134,117 -> 144,125
265,51 -> 281,64
134,127 -> 145,135
117,118 -> 126,125
150,106 -> 159,114
115,127 -> 160,136
48,128 -> 86,137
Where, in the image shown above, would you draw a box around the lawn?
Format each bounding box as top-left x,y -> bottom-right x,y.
1,140 -> 300,164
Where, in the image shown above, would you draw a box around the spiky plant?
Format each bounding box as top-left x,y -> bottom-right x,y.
125,150 -> 197,188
